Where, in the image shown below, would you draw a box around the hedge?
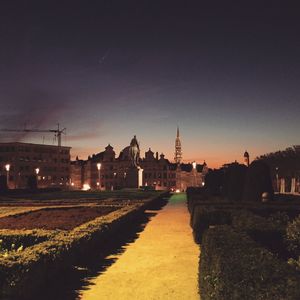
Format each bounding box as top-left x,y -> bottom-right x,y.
0,229 -> 56,254
191,205 -> 290,262
230,210 -> 282,231
0,192 -> 168,298
286,215 -> 300,258
200,225 -> 300,300
186,188 -> 224,213
0,205 -> 142,297
243,160 -> 274,202
189,193 -> 300,298
190,206 -> 232,243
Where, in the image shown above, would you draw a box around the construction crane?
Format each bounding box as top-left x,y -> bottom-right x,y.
0,124 -> 66,147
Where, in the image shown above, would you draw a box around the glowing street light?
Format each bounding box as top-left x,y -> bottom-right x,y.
97,163 -> 101,190
5,164 -> 10,187
192,161 -> 197,186
123,172 -> 127,187
35,168 -> 40,189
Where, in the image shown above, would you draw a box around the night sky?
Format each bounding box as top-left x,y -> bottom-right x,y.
0,1 -> 299,167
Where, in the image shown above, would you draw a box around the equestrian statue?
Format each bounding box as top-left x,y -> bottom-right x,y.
129,135 -> 140,168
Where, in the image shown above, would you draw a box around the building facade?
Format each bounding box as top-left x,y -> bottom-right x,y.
70,134 -> 208,191
0,142 -> 71,189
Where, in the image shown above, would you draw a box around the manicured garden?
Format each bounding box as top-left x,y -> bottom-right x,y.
0,206 -> 118,230
187,187 -> 300,299
0,189 -> 168,298
0,189 -> 161,206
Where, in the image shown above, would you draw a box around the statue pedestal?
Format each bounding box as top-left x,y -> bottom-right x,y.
126,167 -> 143,188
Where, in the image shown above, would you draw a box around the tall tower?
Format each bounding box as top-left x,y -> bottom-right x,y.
244,150 -> 250,167
174,127 -> 182,164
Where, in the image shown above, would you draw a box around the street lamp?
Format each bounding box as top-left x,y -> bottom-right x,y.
97,163 -> 101,190
276,167 -> 279,193
35,168 -> 40,189
192,161 -> 197,187
5,164 -> 10,188
123,172 -> 127,188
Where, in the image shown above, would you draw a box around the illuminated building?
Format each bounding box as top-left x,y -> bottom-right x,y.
70,138 -> 208,191
174,127 -> 182,164
0,142 -> 71,189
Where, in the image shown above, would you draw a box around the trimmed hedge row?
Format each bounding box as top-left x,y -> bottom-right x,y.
0,229 -> 56,253
200,225 -> 300,300
0,192 -> 168,298
190,206 -> 232,243
190,199 -> 300,220
231,210 -> 288,259
186,187 -> 224,213
190,204 -> 286,251
286,215 -> 300,258
1,189 -> 163,201
0,205 -> 142,297
188,190 -> 300,299
187,187 -> 300,217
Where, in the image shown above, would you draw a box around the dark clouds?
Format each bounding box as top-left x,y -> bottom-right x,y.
0,86 -> 70,141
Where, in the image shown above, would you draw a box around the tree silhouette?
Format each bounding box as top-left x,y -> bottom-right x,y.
243,160 -> 274,202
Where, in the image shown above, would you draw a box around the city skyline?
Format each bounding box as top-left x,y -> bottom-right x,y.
0,126 -> 293,169
1,2 -> 299,168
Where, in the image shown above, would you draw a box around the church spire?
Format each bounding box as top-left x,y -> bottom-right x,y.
174,126 -> 182,164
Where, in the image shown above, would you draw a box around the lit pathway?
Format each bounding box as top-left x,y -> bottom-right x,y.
79,193 -> 200,300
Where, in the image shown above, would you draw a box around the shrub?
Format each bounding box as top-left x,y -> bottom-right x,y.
200,225 -> 300,300
288,257 -> 300,272
190,206 -> 231,243
204,169 -> 224,196
0,230 -> 53,253
230,210 -> 278,231
230,210 -> 288,259
243,160 -> 274,202
186,188 -> 210,213
268,211 -> 290,227
286,215 -> 300,257
0,192 -> 166,298
224,164 -> 247,202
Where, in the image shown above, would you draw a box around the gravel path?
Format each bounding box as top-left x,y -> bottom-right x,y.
80,193 -> 200,300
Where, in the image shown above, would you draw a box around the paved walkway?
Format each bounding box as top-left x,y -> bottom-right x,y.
80,193 -> 200,300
